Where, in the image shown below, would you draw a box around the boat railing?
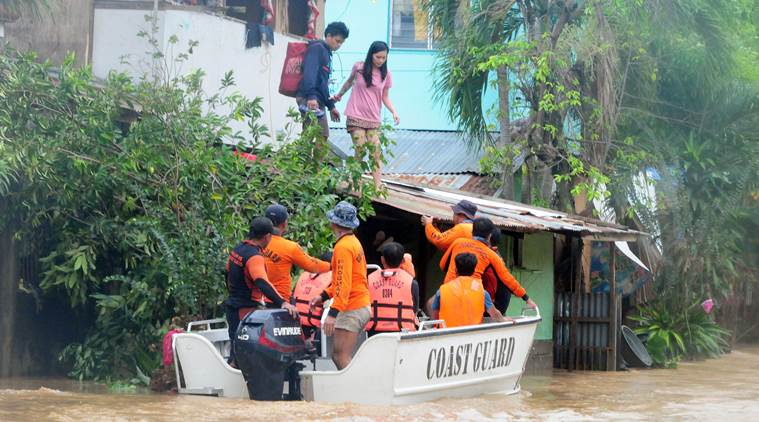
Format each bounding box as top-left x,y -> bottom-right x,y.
417,319 -> 446,331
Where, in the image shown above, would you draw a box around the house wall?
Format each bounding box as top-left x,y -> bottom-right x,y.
324,0 -> 498,131
506,232 -> 554,341
92,5 -> 306,143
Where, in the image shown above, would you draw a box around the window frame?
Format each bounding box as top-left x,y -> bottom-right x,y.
388,0 -> 437,51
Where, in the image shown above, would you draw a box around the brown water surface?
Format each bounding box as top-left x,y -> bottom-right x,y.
1,345 -> 758,421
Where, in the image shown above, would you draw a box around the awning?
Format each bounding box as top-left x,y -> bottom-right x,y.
375,180 -> 648,242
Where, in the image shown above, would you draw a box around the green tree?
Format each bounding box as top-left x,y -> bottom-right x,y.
0,39 -> 377,380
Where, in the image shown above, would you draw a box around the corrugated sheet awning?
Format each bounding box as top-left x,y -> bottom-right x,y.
376,181 -> 647,241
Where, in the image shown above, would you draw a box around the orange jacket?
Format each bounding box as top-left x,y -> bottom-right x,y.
399,253 -> 415,278
325,234 -> 370,313
263,235 -> 330,302
440,237 -> 527,298
292,271 -> 332,328
439,276 -> 485,328
425,222 -> 473,251
365,269 -> 416,332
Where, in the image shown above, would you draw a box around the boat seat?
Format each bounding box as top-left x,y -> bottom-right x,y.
173,333 -> 248,398
187,318 -> 231,359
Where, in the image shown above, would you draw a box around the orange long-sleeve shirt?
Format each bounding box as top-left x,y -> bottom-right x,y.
439,237 -> 527,298
325,233 -> 370,313
425,222 -> 473,252
263,235 -> 330,302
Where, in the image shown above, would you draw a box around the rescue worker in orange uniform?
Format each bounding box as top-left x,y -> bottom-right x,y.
365,242 -> 419,336
224,217 -> 299,366
292,252 -> 333,329
431,252 -> 506,327
309,201 -> 371,370
262,204 -> 331,303
440,217 -> 537,309
421,199 -> 477,251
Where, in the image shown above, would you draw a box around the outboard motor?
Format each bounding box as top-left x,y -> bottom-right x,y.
235,309 -> 307,400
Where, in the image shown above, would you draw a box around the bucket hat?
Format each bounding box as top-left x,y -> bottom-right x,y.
327,201 -> 360,229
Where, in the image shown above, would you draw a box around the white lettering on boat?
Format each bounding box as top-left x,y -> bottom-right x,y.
426,337 -> 516,380
272,326 -> 302,336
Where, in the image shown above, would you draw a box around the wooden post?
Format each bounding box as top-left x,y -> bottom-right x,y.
608,242 -> 618,371
418,222 -> 429,299
568,236 -> 579,371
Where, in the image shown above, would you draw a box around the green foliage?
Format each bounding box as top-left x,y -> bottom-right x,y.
0,44 -> 376,381
631,301 -> 731,368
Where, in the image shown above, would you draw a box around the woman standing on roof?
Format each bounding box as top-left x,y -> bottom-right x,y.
332,41 -> 400,189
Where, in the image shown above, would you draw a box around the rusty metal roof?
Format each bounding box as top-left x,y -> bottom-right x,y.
375,180 -> 647,241
382,174 -> 499,196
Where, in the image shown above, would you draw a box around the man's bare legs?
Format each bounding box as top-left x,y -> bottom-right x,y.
332,328 -> 360,370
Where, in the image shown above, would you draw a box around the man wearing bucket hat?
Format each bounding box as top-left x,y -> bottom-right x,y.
309,201 -> 371,370
421,199 -> 477,252
262,204 -> 331,303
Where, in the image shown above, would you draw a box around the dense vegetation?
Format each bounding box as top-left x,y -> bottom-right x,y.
425,0 -> 759,365
0,42 -> 378,380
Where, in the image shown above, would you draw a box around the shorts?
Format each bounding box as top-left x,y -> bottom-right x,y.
334,306 -> 371,333
296,97 -> 330,139
346,116 -> 380,132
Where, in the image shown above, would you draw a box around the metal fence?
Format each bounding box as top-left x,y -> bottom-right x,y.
554,291 -> 620,371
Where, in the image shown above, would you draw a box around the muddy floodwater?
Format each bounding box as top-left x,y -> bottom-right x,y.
1,345 -> 758,421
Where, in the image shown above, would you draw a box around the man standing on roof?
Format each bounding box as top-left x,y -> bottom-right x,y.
262,204 -> 331,304
297,21 -> 350,142
309,201 -> 371,370
440,217 -> 537,309
224,217 -> 299,366
431,252 -> 506,328
421,199 -> 477,251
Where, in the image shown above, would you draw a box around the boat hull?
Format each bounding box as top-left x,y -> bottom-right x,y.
173,314 -> 540,404
300,316 -> 539,405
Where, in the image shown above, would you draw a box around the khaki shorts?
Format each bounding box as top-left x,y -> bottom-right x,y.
334,306 -> 371,333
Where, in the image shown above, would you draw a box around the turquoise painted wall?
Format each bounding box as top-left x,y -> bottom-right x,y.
325,0 -> 498,131
506,232 -> 554,341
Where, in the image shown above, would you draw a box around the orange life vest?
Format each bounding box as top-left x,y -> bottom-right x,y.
439,276 -> 485,328
292,271 -> 331,328
365,269 -> 416,332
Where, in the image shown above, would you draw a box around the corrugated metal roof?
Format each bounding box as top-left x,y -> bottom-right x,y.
383,174 -> 499,196
374,180 -> 648,241
329,129 -> 484,174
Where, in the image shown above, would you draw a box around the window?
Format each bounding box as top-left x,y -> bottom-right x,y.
390,0 -> 436,49
225,0 -> 263,25
287,0 -> 310,37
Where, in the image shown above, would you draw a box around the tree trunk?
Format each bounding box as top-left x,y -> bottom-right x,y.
497,66 -> 515,200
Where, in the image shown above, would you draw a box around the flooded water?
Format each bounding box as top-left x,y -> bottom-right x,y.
1,345 -> 758,421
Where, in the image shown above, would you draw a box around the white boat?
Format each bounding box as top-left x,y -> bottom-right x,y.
172,308 -> 541,404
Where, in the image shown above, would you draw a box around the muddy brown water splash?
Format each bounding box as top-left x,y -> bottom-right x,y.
2,346 -> 758,421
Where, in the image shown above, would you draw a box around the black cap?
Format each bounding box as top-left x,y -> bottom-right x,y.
451,199 -> 477,220
265,204 -> 289,226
